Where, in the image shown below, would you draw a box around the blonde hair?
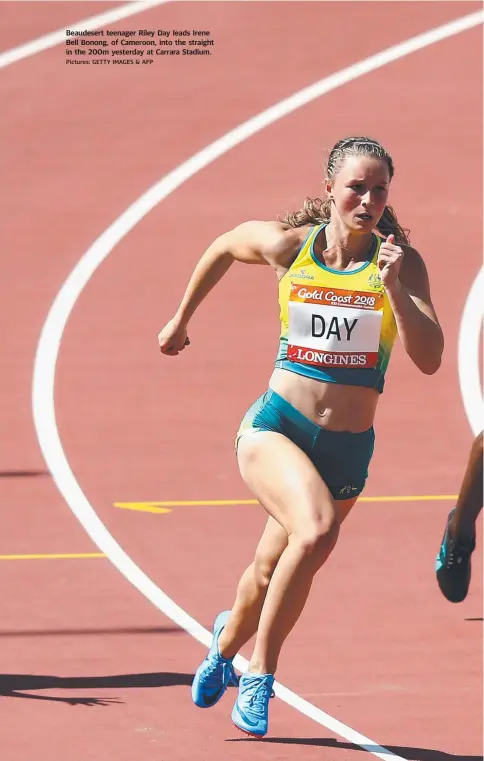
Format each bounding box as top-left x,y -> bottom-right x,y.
281,136 -> 410,245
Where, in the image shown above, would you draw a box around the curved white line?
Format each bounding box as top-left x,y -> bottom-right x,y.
458,268 -> 483,436
0,0 -> 170,69
32,12 -> 483,760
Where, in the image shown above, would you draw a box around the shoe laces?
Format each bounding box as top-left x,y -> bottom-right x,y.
200,654 -> 238,689
227,663 -> 240,687
445,537 -> 474,569
246,676 -> 275,710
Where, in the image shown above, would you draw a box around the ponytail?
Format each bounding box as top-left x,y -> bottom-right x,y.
376,204 -> 410,245
280,197 -> 331,228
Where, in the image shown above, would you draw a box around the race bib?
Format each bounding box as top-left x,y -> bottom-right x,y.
287,284 -> 384,368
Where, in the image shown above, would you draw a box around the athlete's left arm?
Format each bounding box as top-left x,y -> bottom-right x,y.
378,235 -> 444,375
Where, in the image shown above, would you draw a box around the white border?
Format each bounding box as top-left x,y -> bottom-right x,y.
20,6 -> 483,758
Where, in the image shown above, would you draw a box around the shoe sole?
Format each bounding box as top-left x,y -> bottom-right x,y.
233,722 -> 266,739
436,582 -> 469,603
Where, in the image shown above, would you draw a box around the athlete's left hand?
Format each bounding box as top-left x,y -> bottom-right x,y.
377,234 -> 404,289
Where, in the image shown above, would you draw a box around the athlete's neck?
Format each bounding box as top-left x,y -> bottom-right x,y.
322,221 -> 373,270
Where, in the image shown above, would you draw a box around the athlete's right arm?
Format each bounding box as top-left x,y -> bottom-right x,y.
158,221 -> 299,355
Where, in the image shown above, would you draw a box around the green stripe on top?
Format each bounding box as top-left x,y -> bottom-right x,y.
309,224 -> 380,275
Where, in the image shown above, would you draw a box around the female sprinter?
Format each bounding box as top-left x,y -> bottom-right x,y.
158,136 -> 444,737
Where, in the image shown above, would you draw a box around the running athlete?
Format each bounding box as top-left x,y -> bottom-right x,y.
158,136 -> 444,737
436,430 -> 483,603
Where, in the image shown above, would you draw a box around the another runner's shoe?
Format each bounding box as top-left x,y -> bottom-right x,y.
232,672 -> 275,738
191,610 -> 239,708
436,508 -> 476,603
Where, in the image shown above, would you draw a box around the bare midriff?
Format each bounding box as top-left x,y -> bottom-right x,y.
268,367 -> 379,432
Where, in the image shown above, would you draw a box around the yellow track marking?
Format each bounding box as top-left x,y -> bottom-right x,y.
114,502 -> 172,514
360,494 -> 458,503
0,553 -> 106,560
1,495 -> 456,558
114,495 -> 458,514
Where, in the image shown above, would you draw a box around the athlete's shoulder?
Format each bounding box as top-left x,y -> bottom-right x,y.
219,220 -> 312,269
400,242 -> 424,260
399,243 -> 430,294
262,222 -> 316,273
228,219 -> 306,244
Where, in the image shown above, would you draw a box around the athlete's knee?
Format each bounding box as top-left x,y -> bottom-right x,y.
253,551 -> 279,590
292,513 -> 340,560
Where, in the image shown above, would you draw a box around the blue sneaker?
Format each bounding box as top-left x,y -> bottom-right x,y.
232,672 -> 275,737
191,610 -> 239,708
436,508 -> 476,603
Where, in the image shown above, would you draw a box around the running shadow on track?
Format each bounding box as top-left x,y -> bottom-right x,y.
0,672 -> 195,706
228,737 -> 483,760
0,625 -> 183,637
0,470 -> 49,478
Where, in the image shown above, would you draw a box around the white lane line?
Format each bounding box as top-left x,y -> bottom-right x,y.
0,0 -> 170,69
458,268 -> 483,436
31,11 -> 482,761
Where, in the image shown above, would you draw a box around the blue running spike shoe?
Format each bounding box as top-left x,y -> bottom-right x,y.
232,672 -> 275,738
436,508 -> 476,603
191,610 -> 239,708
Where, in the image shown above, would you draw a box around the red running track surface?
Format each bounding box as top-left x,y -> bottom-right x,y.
1,3 -> 482,760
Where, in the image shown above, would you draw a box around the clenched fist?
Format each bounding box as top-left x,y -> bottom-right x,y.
377,234 -> 404,289
158,318 -> 190,356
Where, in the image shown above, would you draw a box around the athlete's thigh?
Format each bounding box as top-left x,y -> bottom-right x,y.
237,431 -> 335,536
337,497 -> 359,525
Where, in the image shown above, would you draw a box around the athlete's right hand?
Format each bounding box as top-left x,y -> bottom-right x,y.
158,318 -> 190,356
